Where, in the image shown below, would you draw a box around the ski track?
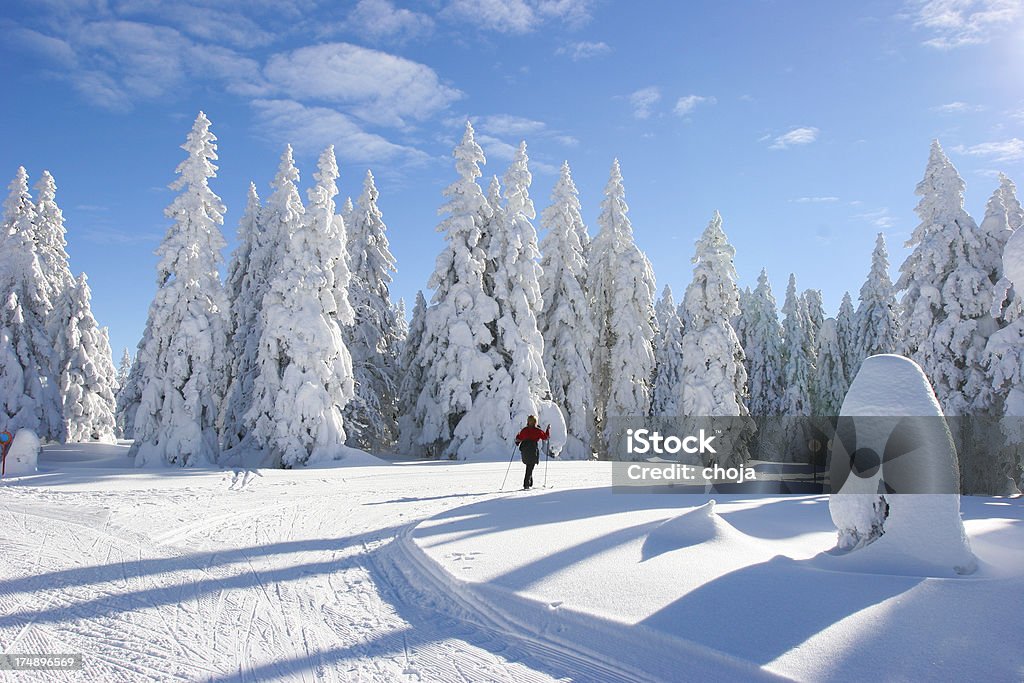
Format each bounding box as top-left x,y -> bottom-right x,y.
0,465 -> 673,683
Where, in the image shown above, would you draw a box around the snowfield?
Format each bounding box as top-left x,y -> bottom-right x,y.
0,445 -> 1022,682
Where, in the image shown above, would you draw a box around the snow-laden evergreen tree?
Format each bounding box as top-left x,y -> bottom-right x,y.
247,145 -> 355,467
651,285 -> 685,417
836,291 -> 857,383
992,174 -> 1024,325
999,173 -> 1024,231
483,142 -> 551,442
677,211 -> 750,466
802,288 -> 824,358
344,169 -> 402,452
115,348 -> 131,393
745,269 -> 785,417
413,122 -> 501,458
221,182 -> 265,448
396,290 -> 428,454
341,196 -> 354,229
0,167 -> 62,438
978,183 -> 1024,493
53,273 -> 118,442
781,274 -> 814,416
814,317 -> 847,416
115,330 -> 147,439
897,140 -> 1007,416
130,112 -> 229,466
853,232 -> 899,373
733,285 -> 753,363
32,171 -> 75,317
481,175 -> 505,301
589,159 -> 656,458
539,161 -> 595,458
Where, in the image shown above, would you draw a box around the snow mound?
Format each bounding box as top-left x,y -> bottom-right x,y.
3,429 -> 40,476
641,500 -> 751,560
537,399 -> 568,455
829,354 -> 976,574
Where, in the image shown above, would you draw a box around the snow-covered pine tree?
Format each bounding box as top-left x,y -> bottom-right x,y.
115,348 -> 131,393
481,175 -> 505,301
836,291 -> 857,383
53,273 -> 118,442
733,285 -> 753,363
745,269 -> 785,417
853,232 -> 899,373
781,273 -> 814,417
396,290 -> 428,454
32,171 -> 75,317
341,196 -> 354,229
974,183 -> 1024,494
802,288 -> 824,358
0,167 -> 62,438
482,142 -> 551,445
651,285 -> 685,417
676,211 -> 750,466
413,122 -> 501,458
129,112 -> 229,467
897,140 -> 1005,416
999,173 -> 1023,231
221,182 -> 265,449
539,161 -> 595,459
992,174 -> 1024,325
589,159 -> 657,458
344,169 -> 402,452
115,328 -> 147,439
814,317 -> 847,416
247,145 -> 355,467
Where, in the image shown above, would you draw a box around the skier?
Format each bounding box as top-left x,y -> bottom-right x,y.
515,415 -> 550,489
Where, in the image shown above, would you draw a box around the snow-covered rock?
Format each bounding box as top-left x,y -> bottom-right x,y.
3,429 -> 40,476
829,354 -> 976,574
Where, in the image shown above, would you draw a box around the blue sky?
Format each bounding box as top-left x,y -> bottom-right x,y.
2,0 -> 1023,358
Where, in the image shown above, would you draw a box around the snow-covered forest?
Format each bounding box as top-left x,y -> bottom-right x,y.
2,113 -> 1023,491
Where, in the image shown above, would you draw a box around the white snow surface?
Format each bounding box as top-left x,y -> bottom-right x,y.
0,444 -> 1020,681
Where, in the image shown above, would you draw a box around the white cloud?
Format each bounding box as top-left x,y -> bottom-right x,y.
475,114 -> 547,137
555,40 -> 610,61
443,0 -> 592,33
251,99 -> 430,164
476,134 -> 519,162
347,0 -> 434,41
908,0 -> 1024,49
953,138 -> 1024,162
8,27 -> 77,66
263,43 -> 462,127
932,101 -> 986,113
855,208 -> 897,229
673,94 -> 716,116
769,126 -> 820,149
629,86 -> 661,120
791,196 -> 840,203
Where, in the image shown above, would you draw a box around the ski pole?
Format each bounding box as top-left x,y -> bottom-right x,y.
500,442 -> 517,491
543,439 -> 550,489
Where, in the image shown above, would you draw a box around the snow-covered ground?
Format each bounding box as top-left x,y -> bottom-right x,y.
0,444 -> 1022,682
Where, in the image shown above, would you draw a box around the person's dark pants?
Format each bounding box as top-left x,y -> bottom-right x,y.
524,461 -> 536,488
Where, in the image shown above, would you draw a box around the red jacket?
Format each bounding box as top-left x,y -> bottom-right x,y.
515,426 -> 549,442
